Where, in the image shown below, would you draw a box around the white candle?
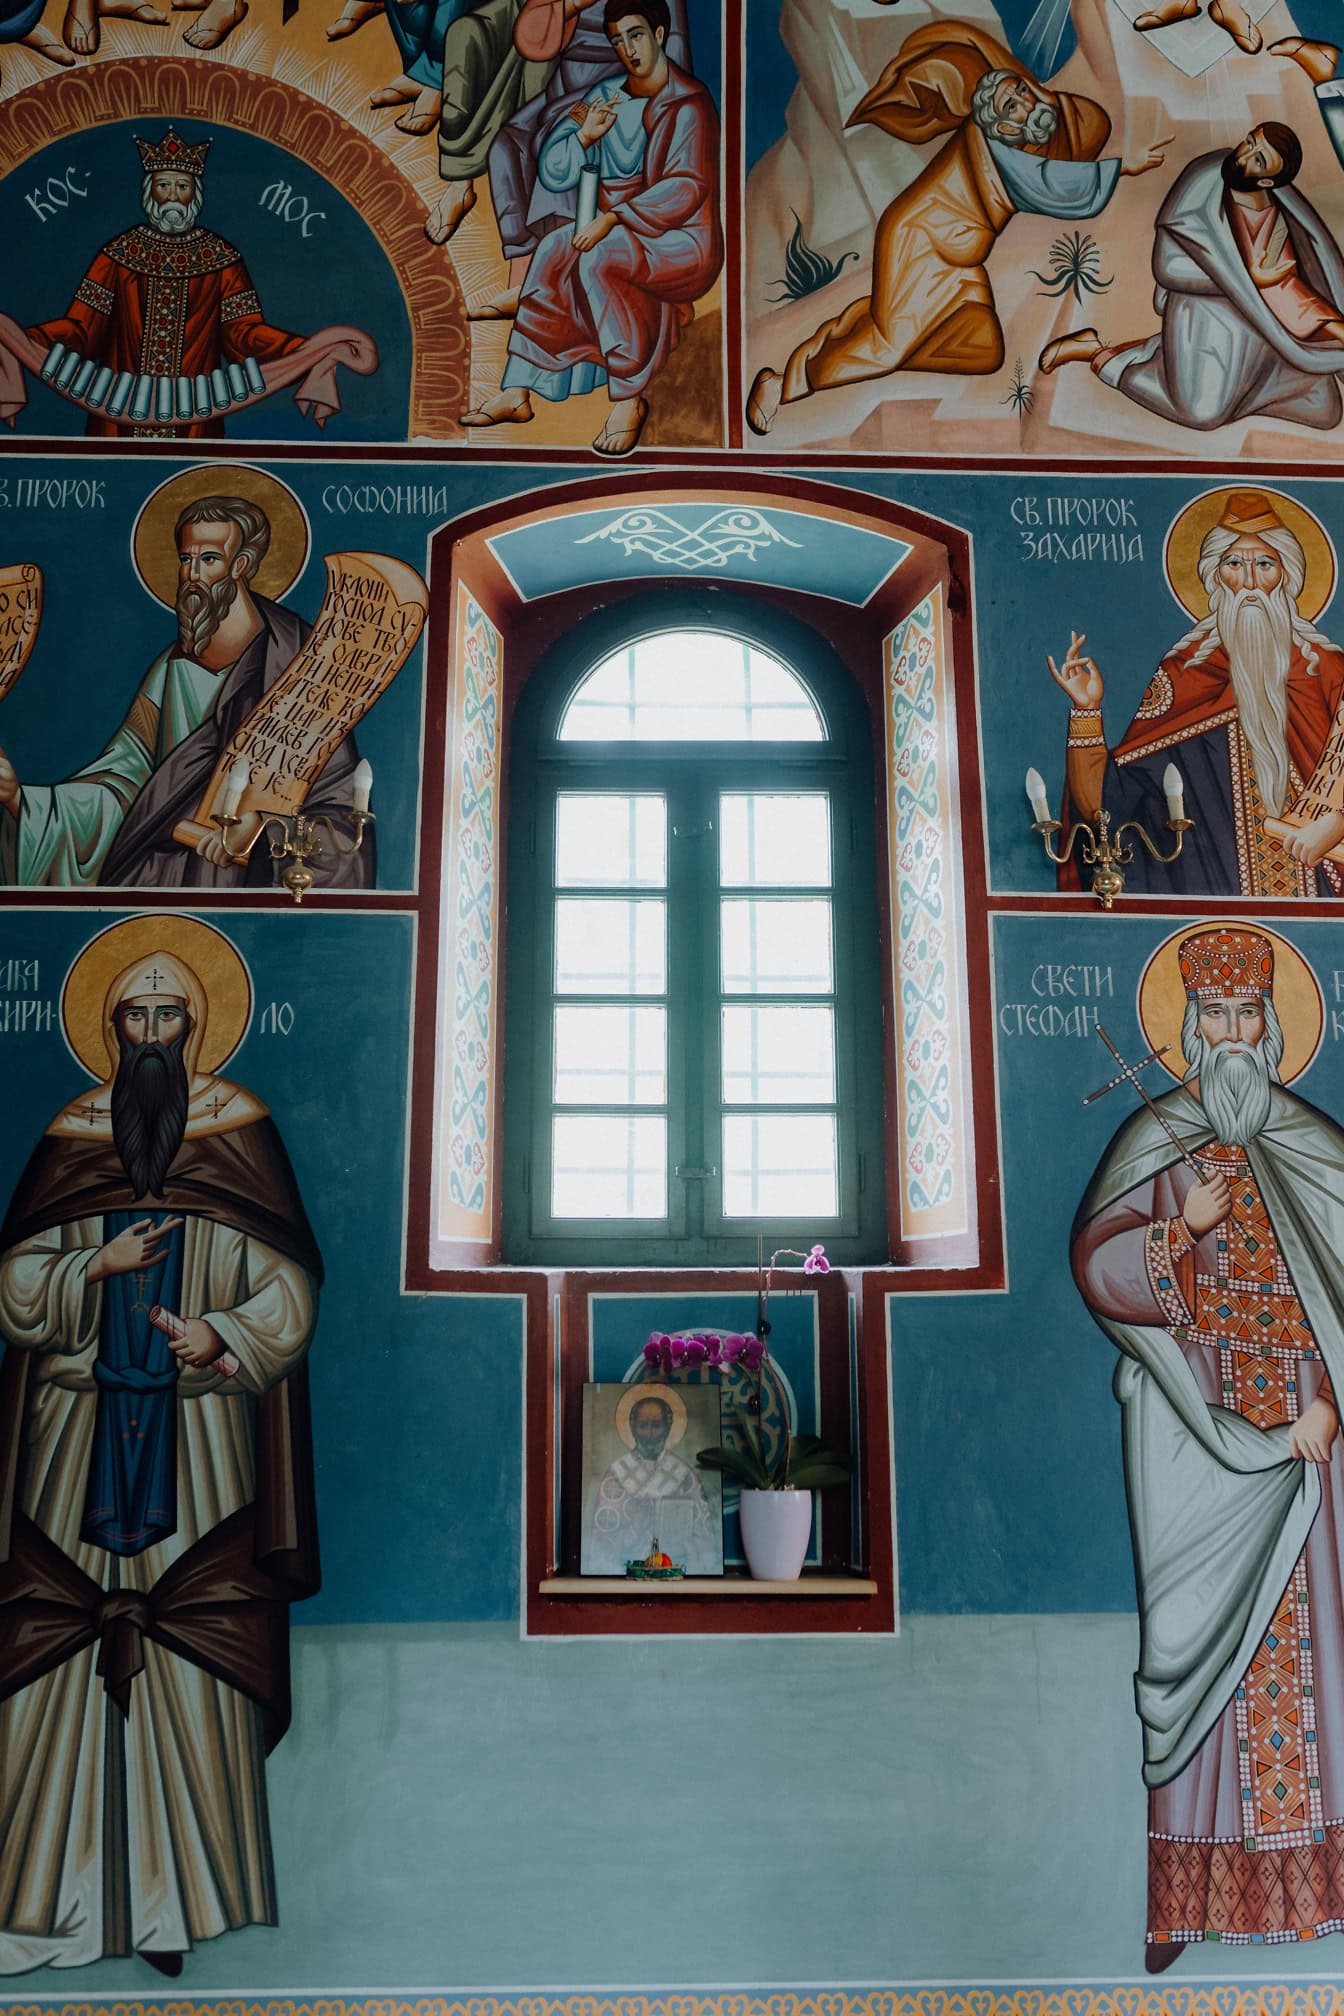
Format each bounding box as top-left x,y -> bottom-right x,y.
1025,767 -> 1051,824
352,758 -> 373,815
1163,762 -> 1185,824
220,754 -> 250,820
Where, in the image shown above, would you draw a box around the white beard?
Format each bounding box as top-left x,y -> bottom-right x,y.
1211,583 -> 1295,816
1195,1039 -> 1273,1147
996,100 -> 1058,146
144,193 -> 202,237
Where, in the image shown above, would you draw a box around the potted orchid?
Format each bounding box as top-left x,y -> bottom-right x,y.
642,1243 -> 852,1582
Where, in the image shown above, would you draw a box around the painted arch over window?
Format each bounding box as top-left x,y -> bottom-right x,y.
408,477 -> 997,1286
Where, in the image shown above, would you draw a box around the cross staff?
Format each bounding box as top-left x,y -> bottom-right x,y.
1084,1025 -> 1204,1176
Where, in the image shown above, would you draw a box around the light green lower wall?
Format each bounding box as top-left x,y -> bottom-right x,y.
17,1615 -> 1344,1997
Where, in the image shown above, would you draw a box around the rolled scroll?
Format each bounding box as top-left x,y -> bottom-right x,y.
171,550 -> 427,852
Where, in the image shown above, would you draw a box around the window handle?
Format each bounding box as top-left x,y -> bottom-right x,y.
675,1164 -> 718,1181
672,821 -> 714,838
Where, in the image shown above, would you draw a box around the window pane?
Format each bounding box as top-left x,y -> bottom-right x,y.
556,899 -> 665,995
720,794 -> 831,888
555,1006 -> 666,1105
556,794 -> 666,889
721,900 -> 832,995
559,631 -> 824,742
552,1115 -> 666,1217
722,1005 -> 835,1105
722,1114 -> 838,1217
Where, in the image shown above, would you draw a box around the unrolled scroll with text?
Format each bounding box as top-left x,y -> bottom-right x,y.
0,564 -> 43,703
171,552 -> 427,853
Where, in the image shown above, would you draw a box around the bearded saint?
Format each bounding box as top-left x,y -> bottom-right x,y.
1073,927 -> 1344,1968
1052,490 -> 1344,899
1039,124 -> 1344,432
588,1392 -> 715,1573
743,24 -> 1167,435
0,492 -> 373,890
0,948 -> 320,1974
24,131 -> 303,442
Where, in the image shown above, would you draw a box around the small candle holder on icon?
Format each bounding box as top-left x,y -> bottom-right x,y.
213,755 -> 375,905
1025,762 -> 1193,910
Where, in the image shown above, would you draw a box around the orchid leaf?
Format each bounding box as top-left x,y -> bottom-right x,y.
788,1459 -> 853,1490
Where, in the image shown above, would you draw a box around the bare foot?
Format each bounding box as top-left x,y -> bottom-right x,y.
593,395 -> 648,457
425,182 -> 476,244
1208,0 -> 1261,51
97,0 -> 168,22
371,73 -> 416,106
62,0 -> 98,54
327,0 -> 379,35
460,391 -> 533,427
467,286 -> 521,320
1039,327 -> 1103,373
1134,0 -> 1198,28
1270,35 -> 1339,83
20,21 -> 77,59
181,0 -> 243,43
395,86 -> 440,133
745,366 -> 782,435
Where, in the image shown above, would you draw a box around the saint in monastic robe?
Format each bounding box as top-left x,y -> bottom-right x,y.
0,947 -> 320,1972
1073,928 -> 1344,1961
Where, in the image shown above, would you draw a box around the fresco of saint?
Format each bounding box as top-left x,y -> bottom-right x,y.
0,921 -> 321,1977
1048,489 -> 1344,897
1073,924 -> 1344,1967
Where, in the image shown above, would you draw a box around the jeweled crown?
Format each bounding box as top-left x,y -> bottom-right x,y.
1178,927 -> 1274,1002
135,130 -> 211,177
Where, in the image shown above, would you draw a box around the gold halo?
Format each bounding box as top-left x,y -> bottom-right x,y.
615,1383 -> 688,1451
1137,918 -> 1324,1087
131,465 -> 310,611
1163,486 -> 1336,622
61,916 -> 253,1083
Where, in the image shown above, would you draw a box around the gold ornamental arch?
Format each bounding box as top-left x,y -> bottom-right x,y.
0,59 -> 469,441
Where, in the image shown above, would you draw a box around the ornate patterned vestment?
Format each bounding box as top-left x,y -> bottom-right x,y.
28,225 -> 302,441
1078,1130 -> 1344,1950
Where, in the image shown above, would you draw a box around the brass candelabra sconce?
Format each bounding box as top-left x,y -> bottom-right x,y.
1025,762 -> 1194,910
214,755 -> 374,905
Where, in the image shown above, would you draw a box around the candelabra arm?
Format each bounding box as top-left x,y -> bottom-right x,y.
1119,815 -> 1194,867
1032,816 -> 1092,867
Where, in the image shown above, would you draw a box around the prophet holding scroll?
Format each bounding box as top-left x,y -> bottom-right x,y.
0,924 -> 320,1974
0,489 -> 374,890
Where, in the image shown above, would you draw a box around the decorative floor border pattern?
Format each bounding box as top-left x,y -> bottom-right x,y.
6,1992 -> 1344,2016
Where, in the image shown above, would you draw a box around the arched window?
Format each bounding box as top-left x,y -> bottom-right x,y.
503,597 -> 886,1267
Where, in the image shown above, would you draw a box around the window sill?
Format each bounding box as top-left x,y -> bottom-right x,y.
539,1572 -> 879,1597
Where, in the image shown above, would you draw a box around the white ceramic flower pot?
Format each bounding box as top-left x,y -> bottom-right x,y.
738,1487 -> 813,1582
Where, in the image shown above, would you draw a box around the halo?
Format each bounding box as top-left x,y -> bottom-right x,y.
131,465 -> 310,611
61,916 -> 253,1083
615,1382 -> 688,1450
1163,486 -> 1336,623
1137,918 -> 1324,1086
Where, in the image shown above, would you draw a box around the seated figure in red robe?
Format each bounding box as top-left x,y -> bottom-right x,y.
460,0 -> 721,456
26,130 -> 305,442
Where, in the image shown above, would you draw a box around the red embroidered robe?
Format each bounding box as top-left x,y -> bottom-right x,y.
28,224 -> 303,441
